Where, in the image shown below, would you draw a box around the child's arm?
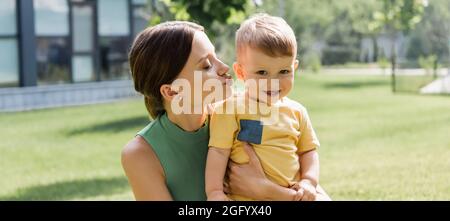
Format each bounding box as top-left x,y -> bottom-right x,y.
205,147 -> 231,201
299,149 -> 319,187
296,149 -> 320,201
293,104 -> 321,201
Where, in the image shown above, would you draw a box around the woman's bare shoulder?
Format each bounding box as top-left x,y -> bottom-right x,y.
121,136 -> 163,175
121,136 -> 170,200
122,136 -> 152,159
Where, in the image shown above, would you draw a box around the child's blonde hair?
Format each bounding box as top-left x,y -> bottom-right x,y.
236,13 -> 297,61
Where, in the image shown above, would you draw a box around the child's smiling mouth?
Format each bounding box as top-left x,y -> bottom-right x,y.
264,90 -> 281,96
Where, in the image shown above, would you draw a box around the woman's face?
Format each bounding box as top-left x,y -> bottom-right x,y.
172,31 -> 232,112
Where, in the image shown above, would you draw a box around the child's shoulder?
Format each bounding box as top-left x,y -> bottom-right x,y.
210,94 -> 242,113
282,97 -> 313,124
282,97 -> 308,113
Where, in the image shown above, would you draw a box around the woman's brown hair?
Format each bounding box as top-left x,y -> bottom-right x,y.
129,21 -> 204,119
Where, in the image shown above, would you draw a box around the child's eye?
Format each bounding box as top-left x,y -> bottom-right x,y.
256,70 -> 268,75
279,70 -> 291,74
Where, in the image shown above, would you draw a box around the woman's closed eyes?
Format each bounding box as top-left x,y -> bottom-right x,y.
201,59 -> 212,70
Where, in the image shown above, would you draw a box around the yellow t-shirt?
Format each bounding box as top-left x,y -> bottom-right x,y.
209,95 -> 320,201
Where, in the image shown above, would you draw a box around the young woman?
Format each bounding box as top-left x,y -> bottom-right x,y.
121,21 -> 330,201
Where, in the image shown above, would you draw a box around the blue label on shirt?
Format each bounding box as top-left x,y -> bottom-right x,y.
237,120 -> 263,145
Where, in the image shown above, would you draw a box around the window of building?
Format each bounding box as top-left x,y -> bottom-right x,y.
34,0 -> 71,85
71,1 -> 95,82
72,55 -> 94,82
98,0 -> 130,36
0,0 -> 17,36
98,0 -> 131,81
73,4 -> 93,52
132,0 -> 147,4
0,0 -> 19,87
0,40 -> 19,87
99,37 -> 130,80
132,0 -> 151,38
36,37 -> 71,84
34,0 -> 70,36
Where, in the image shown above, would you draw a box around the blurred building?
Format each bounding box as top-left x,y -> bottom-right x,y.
0,0 -> 150,111
359,33 -> 415,64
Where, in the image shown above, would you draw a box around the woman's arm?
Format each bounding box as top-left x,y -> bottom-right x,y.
226,143 -> 298,201
226,143 -> 330,201
121,136 -> 173,201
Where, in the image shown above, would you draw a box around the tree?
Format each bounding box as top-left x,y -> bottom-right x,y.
255,0 -> 340,68
371,0 -> 427,92
347,0 -> 382,61
406,0 -> 450,78
257,0 -> 383,67
146,0 -> 251,66
151,0 -> 248,33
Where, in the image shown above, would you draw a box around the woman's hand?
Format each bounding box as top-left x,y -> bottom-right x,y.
224,143 -> 269,200
207,191 -> 232,201
224,143 -> 331,201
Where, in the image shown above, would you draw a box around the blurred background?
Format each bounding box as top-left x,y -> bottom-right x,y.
0,0 -> 449,200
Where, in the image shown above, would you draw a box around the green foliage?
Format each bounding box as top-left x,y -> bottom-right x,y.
147,0 -> 248,61
347,0 -> 383,35
161,0 -> 247,29
143,0 -> 446,68
406,0 -> 450,61
371,0 -> 427,87
372,0 -> 426,34
303,52 -> 322,74
257,0 -> 364,65
148,0 -> 177,26
378,57 -> 390,74
149,15 -> 161,26
418,54 -> 438,75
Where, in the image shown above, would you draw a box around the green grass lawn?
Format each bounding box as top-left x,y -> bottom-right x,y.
1,74 -> 449,200
395,75 -> 436,93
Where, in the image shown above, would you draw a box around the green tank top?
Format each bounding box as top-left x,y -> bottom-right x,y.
137,112 -> 209,201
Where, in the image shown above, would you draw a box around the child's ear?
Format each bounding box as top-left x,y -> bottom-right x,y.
294,60 -> 299,71
233,62 -> 244,80
160,84 -> 178,102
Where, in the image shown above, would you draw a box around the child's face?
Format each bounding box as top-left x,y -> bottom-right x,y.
234,47 -> 298,103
